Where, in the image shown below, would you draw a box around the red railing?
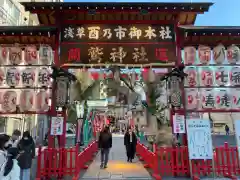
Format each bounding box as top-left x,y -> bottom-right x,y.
136,141 -> 240,180
73,141 -> 98,180
35,141 -> 98,180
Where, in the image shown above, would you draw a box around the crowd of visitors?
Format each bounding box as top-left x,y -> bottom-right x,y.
0,130 -> 35,180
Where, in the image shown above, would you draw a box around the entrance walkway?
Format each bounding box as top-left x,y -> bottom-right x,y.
80,134 -> 153,179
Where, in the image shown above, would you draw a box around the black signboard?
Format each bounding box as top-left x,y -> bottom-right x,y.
60,44 -> 177,65
61,24 -> 175,43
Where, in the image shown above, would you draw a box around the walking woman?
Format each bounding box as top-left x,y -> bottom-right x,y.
124,127 -> 137,162
17,131 -> 35,180
1,148 -> 20,180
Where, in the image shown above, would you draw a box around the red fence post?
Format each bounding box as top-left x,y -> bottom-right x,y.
36,146 -> 42,179
152,144 -> 161,180
224,142 -> 232,177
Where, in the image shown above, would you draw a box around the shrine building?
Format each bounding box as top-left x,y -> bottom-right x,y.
0,1 -> 239,140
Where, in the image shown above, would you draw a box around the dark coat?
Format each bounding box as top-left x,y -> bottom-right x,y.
98,131 -> 112,149
124,132 -> 137,159
17,137 -> 35,169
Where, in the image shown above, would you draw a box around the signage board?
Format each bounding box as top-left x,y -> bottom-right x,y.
186,119 -> 213,160
61,24 -> 175,42
173,114 -> 185,133
50,116 -> 64,136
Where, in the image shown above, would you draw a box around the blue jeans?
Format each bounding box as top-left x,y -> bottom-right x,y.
100,148 -> 110,166
20,169 -> 30,180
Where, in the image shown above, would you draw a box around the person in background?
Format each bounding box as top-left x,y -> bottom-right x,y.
98,126 -> 112,169
8,130 -> 21,148
17,131 -> 35,180
1,148 -> 20,180
0,134 -> 10,176
225,125 -> 230,135
124,127 -> 137,162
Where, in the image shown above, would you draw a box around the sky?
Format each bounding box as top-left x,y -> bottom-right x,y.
63,0 -> 239,26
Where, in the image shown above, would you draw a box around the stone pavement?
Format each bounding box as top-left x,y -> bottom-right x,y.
80,134 -> 153,180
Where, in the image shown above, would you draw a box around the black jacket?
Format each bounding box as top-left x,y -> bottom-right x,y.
17,137 -> 35,169
98,131 -> 112,149
124,132 -> 137,147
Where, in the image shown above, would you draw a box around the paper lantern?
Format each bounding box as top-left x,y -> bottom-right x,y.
36,91 -> 49,111
200,67 -> 213,86
9,46 -> 22,65
22,68 -> 36,87
201,89 -> 215,109
213,44 -> 225,64
185,89 -> 198,110
230,67 -> 240,86
2,90 -> 17,112
227,45 -> 240,64
231,89 -> 240,109
184,67 -> 197,87
0,68 -> 5,86
198,45 -> 211,65
39,45 -> 53,65
184,46 -> 196,65
19,90 -> 34,112
0,46 -> 8,65
6,67 -> 20,87
215,90 -> 231,109
38,67 -> 50,87
148,68 -> 155,83
215,66 -> 228,86
24,45 -> 38,65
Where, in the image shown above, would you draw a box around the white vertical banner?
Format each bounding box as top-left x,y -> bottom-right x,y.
186,119 -> 213,160
50,116 -> 64,136
173,114 -> 185,133
234,120 -> 240,159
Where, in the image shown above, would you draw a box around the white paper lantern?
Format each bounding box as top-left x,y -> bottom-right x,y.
39,45 -> 53,65
148,68 -> 155,83
22,68 -> 36,87
19,90 -> 34,112
0,46 -> 8,65
184,67 -> 197,87
184,46 -> 196,65
201,89 -> 215,109
200,67 -> 213,86
185,89 -> 198,110
24,45 -> 38,65
215,90 -> 231,109
227,45 -> 240,64
231,89 -> 240,109
215,66 -> 228,86
198,45 -> 211,65
0,68 -> 5,86
213,44 -> 225,64
38,67 -> 50,87
35,91 -> 49,111
230,67 -> 240,86
9,46 -> 22,65
2,90 -> 17,112
6,67 -> 20,87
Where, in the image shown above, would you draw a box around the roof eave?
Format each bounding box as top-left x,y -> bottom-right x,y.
21,2 -> 213,13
